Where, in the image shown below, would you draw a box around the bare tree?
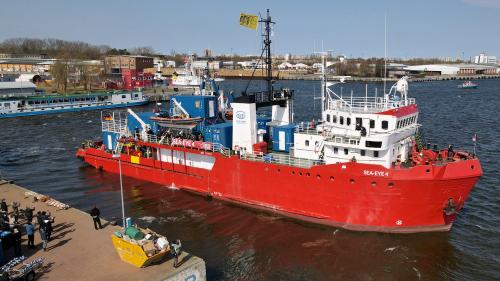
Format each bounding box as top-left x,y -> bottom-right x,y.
52,59 -> 70,92
129,46 -> 156,56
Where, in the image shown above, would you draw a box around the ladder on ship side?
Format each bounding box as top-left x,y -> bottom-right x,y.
114,141 -> 123,155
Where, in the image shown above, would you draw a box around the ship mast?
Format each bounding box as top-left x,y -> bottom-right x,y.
260,9 -> 275,95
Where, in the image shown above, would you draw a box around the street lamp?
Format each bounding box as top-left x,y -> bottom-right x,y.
112,153 -> 126,229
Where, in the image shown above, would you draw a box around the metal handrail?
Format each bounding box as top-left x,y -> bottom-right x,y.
240,152 -> 324,168
327,97 -> 416,113
102,119 -> 127,133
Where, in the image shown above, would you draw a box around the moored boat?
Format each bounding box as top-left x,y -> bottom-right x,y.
0,81 -> 148,118
458,81 -> 478,89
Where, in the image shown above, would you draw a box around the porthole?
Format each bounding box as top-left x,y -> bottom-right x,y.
277,168 -> 281,173
350,179 -> 355,184
371,181 -> 377,187
329,176 -> 335,181
306,173 -> 311,177
299,172 -> 303,176
316,175 -> 321,180
425,169 -> 430,173
292,171 -> 295,175
471,165 -> 474,170
388,182 -> 394,188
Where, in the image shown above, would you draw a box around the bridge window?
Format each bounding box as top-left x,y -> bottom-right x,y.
121,95 -> 126,99
340,116 -> 344,125
397,120 -> 401,128
382,120 -> 388,130
370,119 -> 375,128
366,141 -> 382,148
344,149 -> 348,155
361,150 -> 366,156
334,147 -> 338,154
347,118 -> 351,126
326,114 -> 330,122
305,140 -> 310,146
374,151 -> 379,157
332,115 -> 337,123
355,118 -> 362,127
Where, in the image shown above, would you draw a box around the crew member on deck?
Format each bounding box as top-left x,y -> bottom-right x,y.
448,144 -> 454,159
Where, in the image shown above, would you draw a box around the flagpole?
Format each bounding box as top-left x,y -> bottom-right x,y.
472,133 -> 477,157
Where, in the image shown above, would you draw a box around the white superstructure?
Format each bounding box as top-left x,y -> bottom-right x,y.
292,55 -> 419,168
171,55 -> 202,88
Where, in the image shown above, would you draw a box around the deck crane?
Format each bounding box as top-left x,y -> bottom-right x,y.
127,108 -> 151,141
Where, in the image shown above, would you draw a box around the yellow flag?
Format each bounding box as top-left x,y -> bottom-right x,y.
240,13 -> 258,30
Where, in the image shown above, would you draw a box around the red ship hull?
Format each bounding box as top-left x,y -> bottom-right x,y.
77,144 -> 482,233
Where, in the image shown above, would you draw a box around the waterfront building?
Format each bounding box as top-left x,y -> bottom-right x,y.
474,53 -> 497,65
104,55 -> 154,75
0,53 -> 56,74
405,64 -> 498,75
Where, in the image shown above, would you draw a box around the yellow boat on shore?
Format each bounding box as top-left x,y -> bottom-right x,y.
111,227 -> 170,268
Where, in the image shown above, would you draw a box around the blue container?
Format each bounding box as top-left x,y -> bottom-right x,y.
127,112 -> 158,134
170,95 -> 218,119
203,122 -> 233,148
102,131 -> 121,151
272,124 -> 295,152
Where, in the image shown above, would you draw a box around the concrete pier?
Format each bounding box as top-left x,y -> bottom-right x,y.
0,180 -> 206,281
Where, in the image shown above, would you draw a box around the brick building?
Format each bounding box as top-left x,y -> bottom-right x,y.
104,55 -> 154,75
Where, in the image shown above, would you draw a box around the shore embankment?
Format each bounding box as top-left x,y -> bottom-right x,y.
0,180 -> 205,281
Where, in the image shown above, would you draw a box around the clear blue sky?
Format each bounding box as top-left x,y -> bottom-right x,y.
1,0 -> 499,59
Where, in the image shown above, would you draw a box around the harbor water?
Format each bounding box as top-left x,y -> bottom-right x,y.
0,79 -> 499,280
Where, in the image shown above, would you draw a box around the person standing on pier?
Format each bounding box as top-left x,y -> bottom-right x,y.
90,205 -> 103,230
36,211 -> 43,226
0,199 -> 7,214
24,206 -> 35,223
24,221 -> 35,249
39,221 -> 48,251
171,239 -> 182,268
12,227 -> 22,257
45,216 -> 53,241
12,202 -> 20,224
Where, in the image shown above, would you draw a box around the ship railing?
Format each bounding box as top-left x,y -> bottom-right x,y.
212,143 -> 232,157
295,124 -> 362,142
24,101 -> 113,110
102,119 -> 127,133
367,123 -> 421,136
240,152 -> 323,168
324,135 -> 361,146
294,122 -> 322,135
143,135 -> 233,156
327,97 -> 416,114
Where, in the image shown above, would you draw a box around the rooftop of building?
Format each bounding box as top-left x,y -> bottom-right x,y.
405,63 -> 498,70
0,81 -> 36,89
